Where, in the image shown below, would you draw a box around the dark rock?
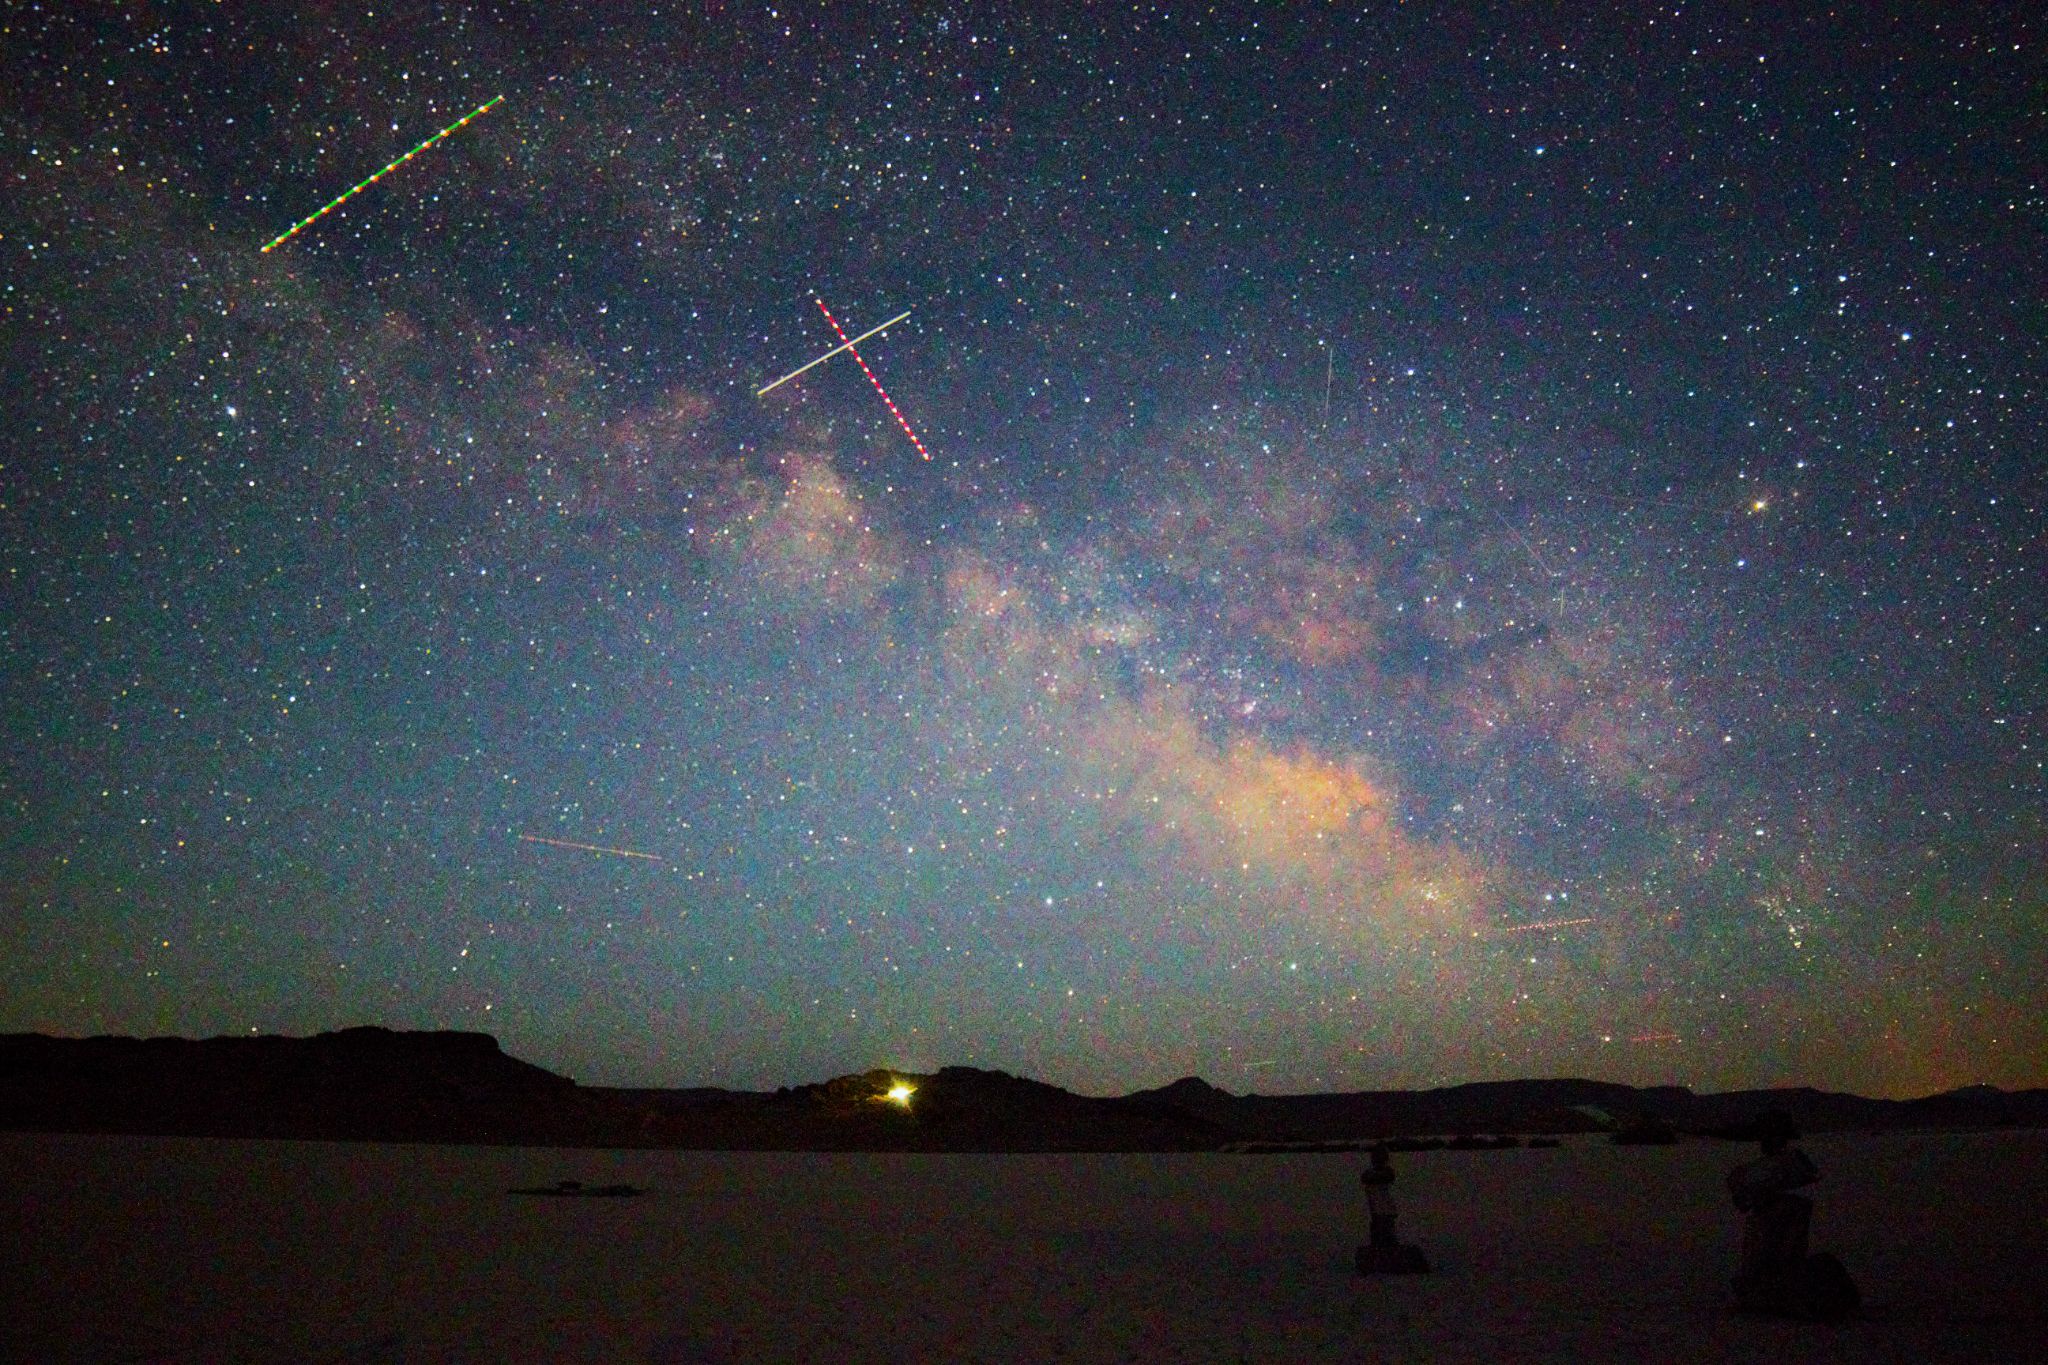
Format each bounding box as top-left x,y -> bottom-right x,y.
510,1180 -> 643,1197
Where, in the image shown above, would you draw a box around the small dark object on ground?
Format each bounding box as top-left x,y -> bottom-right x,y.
1732,1251 -> 1862,1321
1356,1242 -> 1431,1275
510,1179 -> 643,1197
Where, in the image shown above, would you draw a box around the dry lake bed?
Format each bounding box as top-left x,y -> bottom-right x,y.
6,1128 -> 2043,1362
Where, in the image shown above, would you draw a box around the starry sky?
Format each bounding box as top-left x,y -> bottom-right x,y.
3,3 -> 2042,1099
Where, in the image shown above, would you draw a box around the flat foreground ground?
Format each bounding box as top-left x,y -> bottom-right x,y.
4,1128 -> 2043,1362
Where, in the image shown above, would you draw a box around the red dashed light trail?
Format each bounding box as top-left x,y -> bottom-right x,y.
812,297 -> 931,460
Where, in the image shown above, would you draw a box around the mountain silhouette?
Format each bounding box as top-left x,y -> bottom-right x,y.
5,1029 -> 2042,1151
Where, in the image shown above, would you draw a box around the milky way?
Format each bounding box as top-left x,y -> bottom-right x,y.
3,4 -> 2041,1096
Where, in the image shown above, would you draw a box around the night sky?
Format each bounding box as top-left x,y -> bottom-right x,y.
4,3 -> 2042,1098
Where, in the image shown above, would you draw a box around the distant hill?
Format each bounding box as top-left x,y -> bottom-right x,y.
1122,1075 -> 1697,1140
4,1029 -> 2043,1151
0,1027 -> 611,1146
606,1066 -> 1233,1151
1120,1075 -> 2048,1143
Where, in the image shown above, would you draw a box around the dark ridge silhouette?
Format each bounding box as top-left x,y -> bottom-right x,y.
0,1027 -> 607,1146
4,1029 -> 2043,1151
1121,1075 -> 1701,1141
606,1066 -> 1235,1151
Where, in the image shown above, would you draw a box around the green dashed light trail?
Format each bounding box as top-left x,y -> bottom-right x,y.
260,94 -> 503,254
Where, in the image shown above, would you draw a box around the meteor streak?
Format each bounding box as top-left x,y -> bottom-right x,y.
1498,916 -> 1595,933
260,94 -> 504,253
517,833 -> 666,862
756,310 -> 912,396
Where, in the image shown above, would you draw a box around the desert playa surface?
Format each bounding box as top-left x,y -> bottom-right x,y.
7,1129 -> 2043,1362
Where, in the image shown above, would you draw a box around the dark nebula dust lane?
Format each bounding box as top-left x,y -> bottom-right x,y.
2,4 -> 2041,1097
